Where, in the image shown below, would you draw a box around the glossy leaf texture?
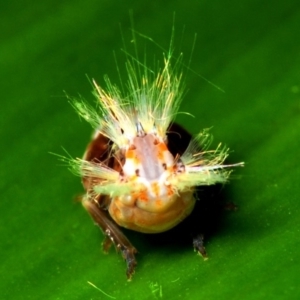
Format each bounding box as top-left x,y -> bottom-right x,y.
1,0 -> 300,299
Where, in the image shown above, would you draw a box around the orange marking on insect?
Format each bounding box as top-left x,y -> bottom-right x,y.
126,151 -> 140,166
126,149 -> 136,159
166,165 -> 174,173
167,185 -> 174,197
158,142 -> 168,152
156,142 -> 168,160
151,182 -> 160,197
137,189 -> 148,202
155,199 -> 163,207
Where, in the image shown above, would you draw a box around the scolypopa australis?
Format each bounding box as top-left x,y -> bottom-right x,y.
65,30 -> 244,280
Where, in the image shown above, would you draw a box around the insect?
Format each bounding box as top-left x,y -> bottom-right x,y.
66,36 -> 244,280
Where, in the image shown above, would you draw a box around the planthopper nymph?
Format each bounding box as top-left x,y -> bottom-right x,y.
66,34 -> 244,280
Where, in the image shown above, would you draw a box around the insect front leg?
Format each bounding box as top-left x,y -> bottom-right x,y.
82,196 -> 137,280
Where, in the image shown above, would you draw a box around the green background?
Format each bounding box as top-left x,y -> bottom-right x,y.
1,0 -> 299,299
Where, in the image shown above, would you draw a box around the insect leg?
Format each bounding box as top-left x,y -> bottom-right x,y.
82,197 -> 137,280
193,234 -> 208,259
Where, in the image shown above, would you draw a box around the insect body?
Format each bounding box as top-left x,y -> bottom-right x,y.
69,55 -> 243,279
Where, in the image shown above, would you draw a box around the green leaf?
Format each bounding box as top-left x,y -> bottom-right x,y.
1,1 -> 299,299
